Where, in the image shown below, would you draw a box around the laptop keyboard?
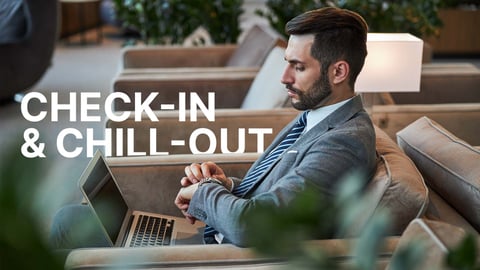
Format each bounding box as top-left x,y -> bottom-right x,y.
130,215 -> 174,247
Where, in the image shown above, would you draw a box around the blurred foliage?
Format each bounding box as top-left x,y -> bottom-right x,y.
0,144 -> 63,269
256,0 -> 444,38
244,173 -> 424,270
446,233 -> 480,270
245,170 -> 480,269
112,0 -> 243,45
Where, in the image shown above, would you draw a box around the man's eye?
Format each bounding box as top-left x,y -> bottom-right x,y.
295,66 -> 305,71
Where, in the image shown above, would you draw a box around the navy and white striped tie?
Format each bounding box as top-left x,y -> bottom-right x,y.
203,111 -> 308,240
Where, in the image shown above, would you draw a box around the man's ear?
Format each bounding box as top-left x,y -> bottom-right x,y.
331,61 -> 349,85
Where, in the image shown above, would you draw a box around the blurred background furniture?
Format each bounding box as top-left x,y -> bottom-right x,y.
389,63 -> 480,104
120,24 -> 286,69
60,0 -> 102,45
0,0 -> 58,103
112,46 -> 288,111
371,103 -> 480,146
107,108 -> 297,156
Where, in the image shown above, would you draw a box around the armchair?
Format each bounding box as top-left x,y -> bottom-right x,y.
121,24 -> 286,69
369,63 -> 480,146
371,103 -> 480,146
389,63 -> 480,105
106,108 -> 298,157
112,46 -> 289,111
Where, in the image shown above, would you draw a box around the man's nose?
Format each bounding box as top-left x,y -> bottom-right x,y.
280,65 -> 293,85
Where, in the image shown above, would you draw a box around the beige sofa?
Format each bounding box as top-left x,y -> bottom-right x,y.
63,116 -> 480,269
112,24 -> 287,111
121,24 -> 286,69
388,63 -> 480,105
366,63 -> 480,146
112,46 -> 289,111
371,103 -> 480,146
106,102 -> 480,156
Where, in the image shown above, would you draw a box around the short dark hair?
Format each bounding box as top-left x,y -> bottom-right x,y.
285,7 -> 368,89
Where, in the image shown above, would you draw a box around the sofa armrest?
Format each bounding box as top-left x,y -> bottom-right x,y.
120,66 -> 260,76
371,103 -> 480,146
64,237 -> 399,270
390,63 -> 480,104
122,45 -> 238,68
397,117 -> 480,232
112,72 -> 256,110
387,218 -> 478,270
107,153 -> 259,216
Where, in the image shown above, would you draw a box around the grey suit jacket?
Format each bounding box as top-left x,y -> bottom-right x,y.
188,95 -> 377,246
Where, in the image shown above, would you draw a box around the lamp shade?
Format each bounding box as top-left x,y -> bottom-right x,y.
355,33 -> 423,93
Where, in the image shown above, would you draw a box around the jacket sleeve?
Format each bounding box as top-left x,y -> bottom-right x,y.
186,123 -> 376,247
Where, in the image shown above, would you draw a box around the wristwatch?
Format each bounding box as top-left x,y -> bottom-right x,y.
199,177 -> 224,187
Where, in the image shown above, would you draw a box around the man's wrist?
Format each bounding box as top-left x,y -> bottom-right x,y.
200,177 -> 234,192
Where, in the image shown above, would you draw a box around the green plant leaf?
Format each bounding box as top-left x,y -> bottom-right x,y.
446,233 -> 479,270
388,239 -> 426,270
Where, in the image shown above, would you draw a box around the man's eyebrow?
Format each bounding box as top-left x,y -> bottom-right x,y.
284,57 -> 304,65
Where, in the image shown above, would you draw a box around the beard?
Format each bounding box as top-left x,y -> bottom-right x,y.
288,69 -> 332,110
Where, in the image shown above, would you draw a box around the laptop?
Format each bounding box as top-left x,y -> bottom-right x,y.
78,150 -> 205,247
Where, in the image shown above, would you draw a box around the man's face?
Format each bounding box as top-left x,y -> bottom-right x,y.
281,34 -> 332,110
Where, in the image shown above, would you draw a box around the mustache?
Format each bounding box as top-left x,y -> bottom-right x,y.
286,84 -> 301,93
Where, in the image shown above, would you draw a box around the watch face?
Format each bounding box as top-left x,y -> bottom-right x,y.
201,177 -> 223,187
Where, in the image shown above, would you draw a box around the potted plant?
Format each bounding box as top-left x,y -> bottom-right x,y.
256,0 -> 443,38
256,0 -> 443,61
112,0 -> 244,45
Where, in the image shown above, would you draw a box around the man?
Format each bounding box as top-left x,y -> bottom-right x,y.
174,7 -> 376,246
49,7 -> 376,249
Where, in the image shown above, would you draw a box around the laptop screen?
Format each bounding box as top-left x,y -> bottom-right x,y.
82,153 -> 129,243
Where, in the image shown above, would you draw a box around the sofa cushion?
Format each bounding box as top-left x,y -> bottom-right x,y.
241,46 -> 288,109
226,24 -> 286,67
426,189 -> 477,233
351,126 -> 428,236
397,116 -> 480,232
387,218 -> 472,270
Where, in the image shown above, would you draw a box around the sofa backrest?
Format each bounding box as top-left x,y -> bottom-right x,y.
106,108 -> 298,156
390,63 -> 480,104
241,46 -> 289,109
397,116 -> 480,232
387,218 -> 471,270
226,24 -> 286,67
371,103 -> 480,146
352,126 -> 428,236
109,154 -> 259,216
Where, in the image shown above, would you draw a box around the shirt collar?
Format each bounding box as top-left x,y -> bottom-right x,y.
304,96 -> 354,133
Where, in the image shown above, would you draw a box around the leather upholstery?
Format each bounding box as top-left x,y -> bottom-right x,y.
387,218 -> 477,270
121,24 -> 286,69
106,108 -> 298,156
361,127 -> 428,235
390,63 -> 480,104
371,103 -> 480,146
397,116 -> 480,232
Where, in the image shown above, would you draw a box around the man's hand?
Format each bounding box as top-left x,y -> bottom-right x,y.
176,161 -> 232,224
175,183 -> 199,224
183,161 -> 230,188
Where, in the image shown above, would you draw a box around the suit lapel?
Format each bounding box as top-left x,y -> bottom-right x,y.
243,95 -> 366,197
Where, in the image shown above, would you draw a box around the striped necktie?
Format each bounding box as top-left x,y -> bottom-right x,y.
203,111 -> 308,240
